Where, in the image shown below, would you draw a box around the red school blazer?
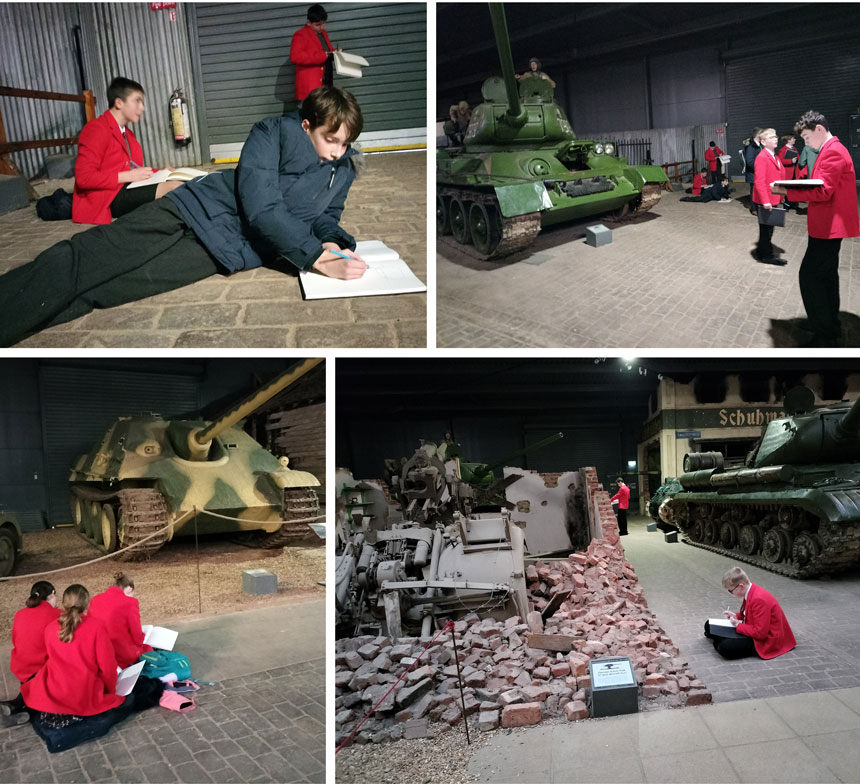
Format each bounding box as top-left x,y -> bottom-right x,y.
21,614 -> 124,716
9,602 -> 62,683
88,585 -> 152,669
786,136 -> 860,239
72,111 -> 144,225
736,583 -> 796,660
289,24 -> 335,100
753,149 -> 784,207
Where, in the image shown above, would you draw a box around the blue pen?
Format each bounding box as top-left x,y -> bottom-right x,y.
328,248 -> 368,268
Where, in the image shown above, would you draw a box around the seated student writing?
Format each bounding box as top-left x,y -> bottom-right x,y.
0,86 -> 367,347
73,77 -> 181,225
88,572 -> 153,669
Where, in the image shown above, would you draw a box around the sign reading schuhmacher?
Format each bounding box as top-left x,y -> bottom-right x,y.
643,407 -> 790,440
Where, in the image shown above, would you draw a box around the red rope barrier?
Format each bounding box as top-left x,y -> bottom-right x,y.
335,621 -> 455,754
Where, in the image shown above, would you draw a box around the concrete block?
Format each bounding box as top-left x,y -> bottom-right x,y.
664,531 -> 678,543
0,174 -> 29,216
242,568 -> 277,595
647,522 -> 658,532
585,224 -> 612,247
44,154 -> 75,179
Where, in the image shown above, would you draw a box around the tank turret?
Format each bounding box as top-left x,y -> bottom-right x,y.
69,358 -> 323,558
666,387 -> 860,578
437,3 -> 668,258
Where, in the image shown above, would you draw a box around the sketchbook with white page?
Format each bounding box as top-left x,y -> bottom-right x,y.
333,51 -> 369,78
116,661 -> 145,696
299,240 -> 426,300
142,624 -> 178,650
771,179 -> 824,187
128,167 -> 209,189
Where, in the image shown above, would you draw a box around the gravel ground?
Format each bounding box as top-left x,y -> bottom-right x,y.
0,527 -> 325,637
336,720 -> 492,784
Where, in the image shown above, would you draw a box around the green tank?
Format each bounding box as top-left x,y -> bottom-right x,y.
665,387 -> 860,578
648,476 -> 683,531
68,358 -> 323,559
436,3 -> 669,259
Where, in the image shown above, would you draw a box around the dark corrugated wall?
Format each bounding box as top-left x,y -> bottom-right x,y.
192,2 -> 426,153
725,37 -> 860,178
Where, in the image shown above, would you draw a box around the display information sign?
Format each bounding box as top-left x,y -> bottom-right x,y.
591,658 -> 635,688
588,656 -> 638,718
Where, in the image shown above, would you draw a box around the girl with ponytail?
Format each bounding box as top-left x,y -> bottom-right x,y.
88,572 -> 153,668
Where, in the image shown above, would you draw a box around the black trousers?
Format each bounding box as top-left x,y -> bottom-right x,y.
0,199 -> 222,347
708,166 -> 720,185
616,508 -> 628,535
704,621 -> 758,660
799,236 -> 843,346
756,222 -> 774,260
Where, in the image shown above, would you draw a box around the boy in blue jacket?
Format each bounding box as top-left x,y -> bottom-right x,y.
0,86 -> 366,346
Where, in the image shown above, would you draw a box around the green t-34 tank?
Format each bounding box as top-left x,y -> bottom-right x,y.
69,358 -> 323,559
665,387 -> 860,578
437,3 -> 669,259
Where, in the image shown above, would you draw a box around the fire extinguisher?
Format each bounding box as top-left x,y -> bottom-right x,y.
169,88 -> 191,145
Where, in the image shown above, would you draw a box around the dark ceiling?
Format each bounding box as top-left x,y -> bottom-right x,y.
336,358 -> 860,420
437,2 -> 860,106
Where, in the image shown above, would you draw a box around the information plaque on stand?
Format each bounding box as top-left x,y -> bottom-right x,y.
588,655 -> 638,717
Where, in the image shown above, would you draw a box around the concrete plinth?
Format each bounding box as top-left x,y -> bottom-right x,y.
0,175 -> 28,216
585,224 -> 612,247
242,568 -> 278,595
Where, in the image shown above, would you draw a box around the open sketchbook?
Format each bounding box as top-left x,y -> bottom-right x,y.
299,240 -> 426,300
771,179 -> 824,187
333,51 -> 369,78
116,661 -> 145,696
128,167 -> 209,189
708,618 -> 742,639
142,624 -> 178,651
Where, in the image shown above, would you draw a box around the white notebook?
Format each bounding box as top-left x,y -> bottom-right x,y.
299,241 -> 426,300
771,179 -> 824,187
142,624 -> 178,650
128,167 -> 209,189
333,51 -> 369,78
116,661 -> 145,696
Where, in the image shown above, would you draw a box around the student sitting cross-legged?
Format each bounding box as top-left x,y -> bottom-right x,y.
87,572 -> 153,669
0,86 -> 367,347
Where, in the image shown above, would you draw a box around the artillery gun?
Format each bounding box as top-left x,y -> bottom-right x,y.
69,358 -> 323,558
665,387 -> 860,578
436,3 -> 668,259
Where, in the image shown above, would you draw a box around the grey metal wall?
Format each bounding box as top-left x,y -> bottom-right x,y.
1,2 -> 203,180
725,36 -> 860,178
191,2 -> 426,151
39,365 -> 200,527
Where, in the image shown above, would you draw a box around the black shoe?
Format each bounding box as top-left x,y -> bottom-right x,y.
758,257 -> 787,266
750,249 -> 763,261
0,712 -> 29,727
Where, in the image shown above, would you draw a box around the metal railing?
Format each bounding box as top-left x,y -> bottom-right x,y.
0,86 -> 96,176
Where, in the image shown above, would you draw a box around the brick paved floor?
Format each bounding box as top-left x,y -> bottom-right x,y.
623,515 -> 860,703
0,657 -> 324,784
437,187 -> 860,348
0,151 -> 426,348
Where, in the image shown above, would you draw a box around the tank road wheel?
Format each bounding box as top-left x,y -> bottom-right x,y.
436,195 -> 451,235
90,502 -> 105,545
762,528 -> 792,563
720,521 -> 740,549
739,524 -> 762,556
687,519 -> 704,543
701,518 -> 719,545
82,501 -> 102,543
100,504 -> 118,553
791,532 -> 823,568
468,202 -> 501,256
70,495 -> 87,534
449,199 -> 472,245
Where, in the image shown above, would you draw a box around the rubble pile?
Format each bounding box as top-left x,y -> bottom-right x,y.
335,535 -> 711,747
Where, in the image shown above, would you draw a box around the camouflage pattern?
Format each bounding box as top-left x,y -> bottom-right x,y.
69,358 -> 323,557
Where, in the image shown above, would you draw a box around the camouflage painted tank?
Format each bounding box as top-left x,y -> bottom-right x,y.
436,3 -> 669,259
0,505 -> 23,577
665,387 -> 860,578
69,358 -> 323,559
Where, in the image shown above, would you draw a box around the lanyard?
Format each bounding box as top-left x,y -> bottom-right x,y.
123,131 -> 138,169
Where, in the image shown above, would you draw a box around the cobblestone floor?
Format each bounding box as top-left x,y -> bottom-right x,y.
623,516 -> 860,703
0,151 -> 426,348
0,657 -> 324,784
437,187 -> 860,348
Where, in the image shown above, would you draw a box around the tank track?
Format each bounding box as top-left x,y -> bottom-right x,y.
437,187 -> 541,260
115,488 -> 171,560
668,498 -> 860,578
256,487 -> 321,548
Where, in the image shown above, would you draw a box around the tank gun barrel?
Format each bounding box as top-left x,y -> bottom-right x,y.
488,3 -> 527,130
473,431 -> 564,479
180,358 -> 323,461
836,395 -> 860,438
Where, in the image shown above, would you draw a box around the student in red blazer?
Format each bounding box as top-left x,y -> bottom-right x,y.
21,585 -> 126,717
707,567 -> 796,660
87,572 -> 153,668
1,581 -> 61,723
290,4 -> 337,101
705,141 -> 724,185
773,110 -> 860,346
752,128 -> 786,266
73,77 -> 180,225
609,477 -> 630,535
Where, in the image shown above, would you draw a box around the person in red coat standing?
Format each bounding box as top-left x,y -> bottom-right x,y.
705,140 -> 724,185
290,5 -> 337,103
1,581 -> 61,725
706,567 -> 796,660
72,77 -> 180,225
773,110 -> 860,347
609,477 -> 630,536
778,134 -> 800,210
87,572 -> 153,669
752,128 -> 786,266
